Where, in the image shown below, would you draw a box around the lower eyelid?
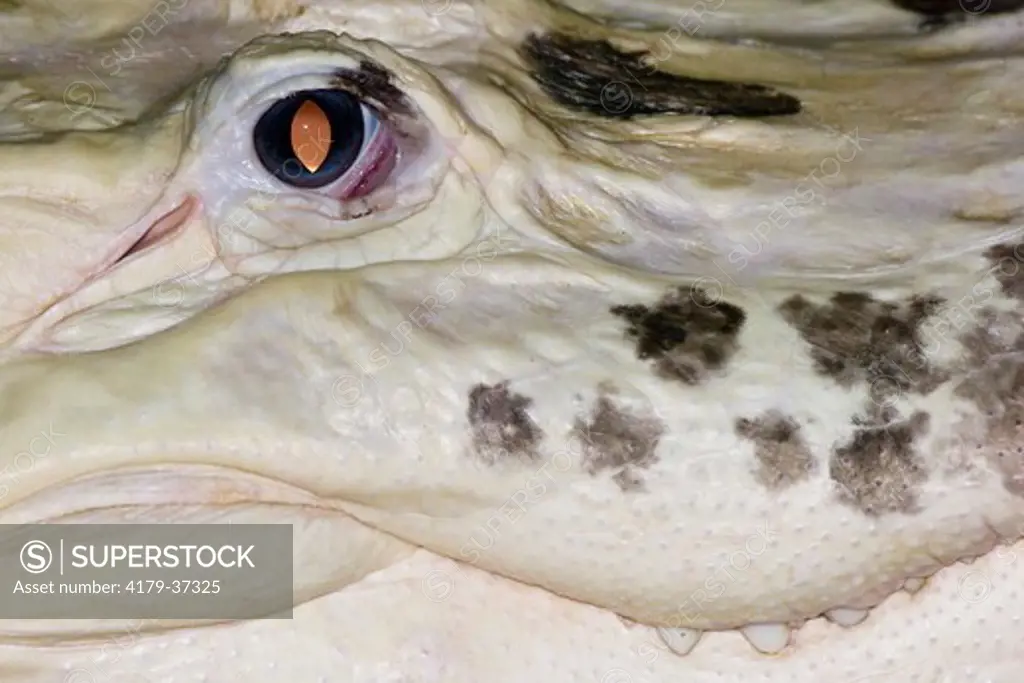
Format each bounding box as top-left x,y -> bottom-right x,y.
336,126 -> 398,201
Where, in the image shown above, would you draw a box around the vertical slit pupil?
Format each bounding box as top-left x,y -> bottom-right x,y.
291,100 -> 332,173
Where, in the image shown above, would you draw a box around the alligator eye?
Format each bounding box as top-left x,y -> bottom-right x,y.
253,89 -> 380,190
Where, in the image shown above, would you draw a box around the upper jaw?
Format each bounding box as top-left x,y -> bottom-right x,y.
5,12 -> 1023,356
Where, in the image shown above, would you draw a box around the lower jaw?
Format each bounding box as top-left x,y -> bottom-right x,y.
0,478 -> 417,642
1,467 -> 1012,655
0,540 -> 1017,678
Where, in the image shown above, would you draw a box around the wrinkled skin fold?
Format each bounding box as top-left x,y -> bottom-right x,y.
0,0 -> 1023,680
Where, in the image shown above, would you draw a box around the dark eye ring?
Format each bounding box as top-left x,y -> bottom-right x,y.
253,89 -> 370,189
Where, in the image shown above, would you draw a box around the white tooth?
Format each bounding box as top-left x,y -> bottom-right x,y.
739,623 -> 790,654
825,607 -> 869,627
656,627 -> 702,656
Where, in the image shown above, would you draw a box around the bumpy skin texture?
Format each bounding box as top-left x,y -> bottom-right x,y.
2,547 -> 1022,683
7,256 -> 1024,631
0,0 -> 1023,678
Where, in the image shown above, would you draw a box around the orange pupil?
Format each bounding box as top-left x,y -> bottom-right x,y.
290,100 -> 332,173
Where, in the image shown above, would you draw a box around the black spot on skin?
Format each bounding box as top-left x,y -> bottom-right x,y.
891,0 -> 1024,16
467,382 -> 543,464
736,410 -> 818,490
331,60 -> 412,116
952,308 -> 1024,496
984,242 -> 1024,301
612,287 -> 746,385
778,291 -> 947,398
573,387 -> 665,491
830,407 -> 930,516
518,32 -> 802,120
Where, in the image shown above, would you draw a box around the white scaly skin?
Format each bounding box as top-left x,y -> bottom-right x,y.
0,0 -> 1022,678
0,548 -> 1021,682
552,0 -> 925,37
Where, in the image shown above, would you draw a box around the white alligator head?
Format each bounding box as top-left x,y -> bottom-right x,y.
1,0 -> 1023,679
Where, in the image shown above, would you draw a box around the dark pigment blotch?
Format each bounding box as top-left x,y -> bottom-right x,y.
952,307 -> 1024,496
778,291 -> 947,398
331,60 -> 413,116
467,382 -> 543,463
830,407 -> 930,516
891,0 -> 1024,16
573,388 -> 665,491
518,31 -> 802,120
984,241 -> 1024,302
735,410 -> 818,490
612,286 -> 746,385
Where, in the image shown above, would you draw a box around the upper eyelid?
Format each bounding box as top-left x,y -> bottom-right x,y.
327,61 -> 414,118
